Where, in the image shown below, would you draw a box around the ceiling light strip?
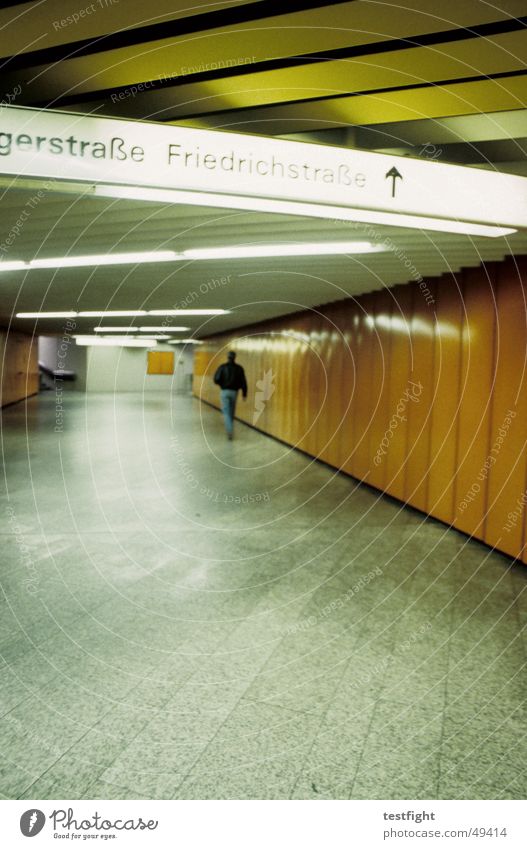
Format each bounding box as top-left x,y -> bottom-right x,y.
94,184 -> 517,238
16,310 -> 228,318
183,242 -> 384,260
5,241 -> 388,275
74,336 -> 157,347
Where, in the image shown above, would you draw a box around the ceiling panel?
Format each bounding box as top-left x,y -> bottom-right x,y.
51,30 -> 526,125
171,75 -> 527,134
1,185 -> 526,336
0,0 -> 279,58
2,1 -> 525,107
0,1 -> 525,340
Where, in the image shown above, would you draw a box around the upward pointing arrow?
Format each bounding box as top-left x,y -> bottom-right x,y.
386,166 -> 403,198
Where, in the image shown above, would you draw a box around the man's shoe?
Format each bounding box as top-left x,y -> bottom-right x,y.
227,433 -> 233,440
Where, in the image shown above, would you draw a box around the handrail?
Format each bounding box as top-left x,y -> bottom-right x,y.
38,362 -> 76,381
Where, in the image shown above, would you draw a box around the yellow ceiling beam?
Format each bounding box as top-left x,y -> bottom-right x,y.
134,30 -> 527,122
0,0 -> 255,58
5,0 -> 526,102
173,75 -> 527,133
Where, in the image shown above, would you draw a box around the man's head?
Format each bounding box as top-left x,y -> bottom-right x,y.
227,351 -> 236,362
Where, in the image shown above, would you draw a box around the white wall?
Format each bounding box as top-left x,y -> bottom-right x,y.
38,335 -> 87,391
85,344 -> 193,393
38,336 -> 58,371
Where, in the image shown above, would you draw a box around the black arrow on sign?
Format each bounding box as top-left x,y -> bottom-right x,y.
385,166 -> 403,197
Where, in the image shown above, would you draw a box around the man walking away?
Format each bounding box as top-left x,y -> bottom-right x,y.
213,351 -> 248,440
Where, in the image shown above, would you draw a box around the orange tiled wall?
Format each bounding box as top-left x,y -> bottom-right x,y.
195,255 -> 527,563
0,330 -> 39,407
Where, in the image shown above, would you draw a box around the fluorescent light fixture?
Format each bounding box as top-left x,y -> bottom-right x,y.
4,252 -> 184,273
138,326 -> 189,332
0,261 -> 27,272
142,334 -> 170,340
74,335 -> 156,347
168,338 -> 204,345
183,241 -> 385,260
77,310 -> 147,317
16,310 -> 215,320
92,328 -> 176,339
29,250 -> 180,269
94,184 -> 516,238
16,311 -> 78,319
93,326 -> 136,332
96,185 -> 200,204
148,309 -> 229,316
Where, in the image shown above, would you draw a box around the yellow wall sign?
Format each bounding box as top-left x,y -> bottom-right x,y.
147,351 -> 174,375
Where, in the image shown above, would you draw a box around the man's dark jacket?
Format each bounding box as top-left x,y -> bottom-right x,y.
214,362 -> 248,397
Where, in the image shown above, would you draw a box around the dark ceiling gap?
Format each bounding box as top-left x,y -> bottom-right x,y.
26,14 -> 527,111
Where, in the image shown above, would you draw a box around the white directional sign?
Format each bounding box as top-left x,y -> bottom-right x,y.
0,104 -> 526,231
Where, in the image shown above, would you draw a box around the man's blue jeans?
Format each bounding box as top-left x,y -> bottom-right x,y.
220,389 -> 238,436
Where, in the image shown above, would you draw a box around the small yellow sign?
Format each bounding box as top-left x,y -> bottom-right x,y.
147,351 -> 174,375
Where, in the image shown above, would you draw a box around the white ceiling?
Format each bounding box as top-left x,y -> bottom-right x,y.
0,1 -> 526,337
1,179 -> 526,337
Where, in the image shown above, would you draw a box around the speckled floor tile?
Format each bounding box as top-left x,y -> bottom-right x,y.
176,701 -> 321,799
290,697 -> 376,799
439,710 -> 526,797
1,393 -> 526,800
351,699 -> 443,799
436,776 -> 522,800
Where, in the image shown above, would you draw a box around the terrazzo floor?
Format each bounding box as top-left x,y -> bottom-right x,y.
0,392 -> 525,800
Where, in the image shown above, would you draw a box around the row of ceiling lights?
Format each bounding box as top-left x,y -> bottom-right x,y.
73,335 -> 203,347
11,242 -> 381,330
16,309 -> 229,318
0,242 -> 385,275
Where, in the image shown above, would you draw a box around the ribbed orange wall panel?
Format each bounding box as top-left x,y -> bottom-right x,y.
197,254 -> 527,564
368,289 -> 393,491
256,332 -> 272,436
350,293 -> 375,482
484,257 -> 527,561
453,265 -> 497,538
333,301 -> 359,474
384,285 -> 413,502
281,319 -> 295,447
318,304 -> 343,469
1,331 -> 39,407
403,280 -> 437,512
288,316 -> 307,450
277,326 -> 292,445
426,276 -> 463,525
297,314 -> 315,455
305,310 -> 324,460
320,312 -> 337,466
